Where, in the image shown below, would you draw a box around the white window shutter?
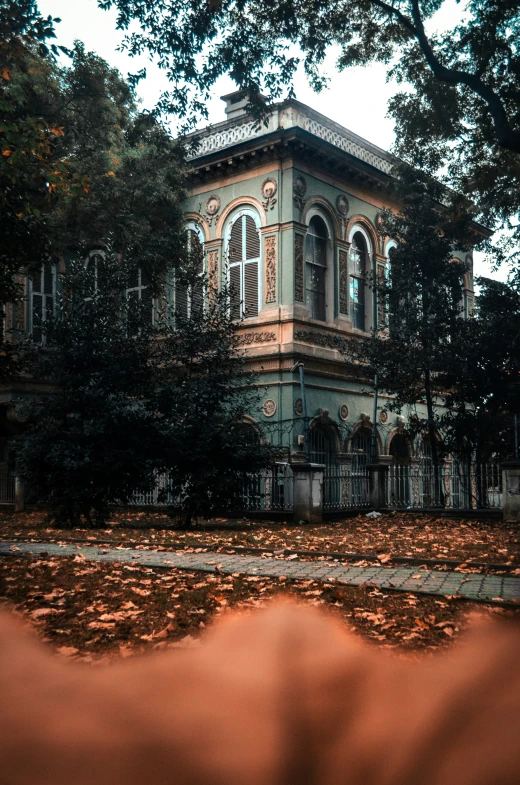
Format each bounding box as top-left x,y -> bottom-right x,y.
244,261 -> 259,317
230,264 -> 242,320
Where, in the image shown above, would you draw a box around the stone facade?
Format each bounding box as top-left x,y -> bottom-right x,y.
183,91 -> 485,461
0,92 -> 488,468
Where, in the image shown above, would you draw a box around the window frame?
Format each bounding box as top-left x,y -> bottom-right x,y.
29,262 -> 57,345
348,226 -> 372,332
224,207 -> 262,320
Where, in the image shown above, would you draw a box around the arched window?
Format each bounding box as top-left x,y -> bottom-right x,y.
384,240 -> 397,333
226,210 -> 261,319
309,422 -> 337,468
30,262 -> 56,344
305,216 -> 328,321
351,426 -> 374,470
349,231 -> 369,330
174,223 -> 204,321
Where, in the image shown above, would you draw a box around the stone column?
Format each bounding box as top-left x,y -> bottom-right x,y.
292,463 -> 325,524
14,475 -> 24,513
502,461 -> 520,522
367,462 -> 389,509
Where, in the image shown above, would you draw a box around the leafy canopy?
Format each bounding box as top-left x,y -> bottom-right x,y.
97,0 -> 520,271
15,251 -> 272,528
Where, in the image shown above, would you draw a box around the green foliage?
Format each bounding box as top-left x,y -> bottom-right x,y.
14,253 -> 271,528
441,276 -> 520,461
97,0 -> 520,271
343,166 -> 473,474
151,282 -> 272,527
1,7 -> 187,381
13,251 -> 163,527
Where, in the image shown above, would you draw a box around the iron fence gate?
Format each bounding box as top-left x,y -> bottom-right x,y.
386,462 -> 502,510
0,468 -> 15,504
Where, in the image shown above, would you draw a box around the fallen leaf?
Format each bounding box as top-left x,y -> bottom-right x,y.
56,646 -> 79,657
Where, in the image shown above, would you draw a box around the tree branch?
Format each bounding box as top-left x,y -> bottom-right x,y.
408,0 -> 520,153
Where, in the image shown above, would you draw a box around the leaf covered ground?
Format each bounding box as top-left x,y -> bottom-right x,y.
1,509 -> 518,565
1,552 -> 519,663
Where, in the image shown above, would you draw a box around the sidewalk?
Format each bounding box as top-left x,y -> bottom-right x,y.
1,541 -> 519,604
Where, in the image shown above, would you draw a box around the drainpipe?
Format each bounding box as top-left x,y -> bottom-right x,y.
292,362 -> 310,461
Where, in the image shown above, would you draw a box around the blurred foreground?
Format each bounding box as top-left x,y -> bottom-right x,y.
1,601 -> 519,785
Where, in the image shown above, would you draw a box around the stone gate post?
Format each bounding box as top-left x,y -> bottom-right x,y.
292,463 -> 325,524
502,461 -> 520,522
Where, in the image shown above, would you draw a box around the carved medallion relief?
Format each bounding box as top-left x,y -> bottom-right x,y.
293,175 -> 307,211
262,399 -> 277,417
261,178 -> 277,210
205,195 -> 221,226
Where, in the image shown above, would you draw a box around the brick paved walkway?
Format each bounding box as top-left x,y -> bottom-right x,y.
1,541 -> 519,604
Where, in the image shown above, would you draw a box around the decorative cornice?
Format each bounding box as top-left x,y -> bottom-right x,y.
187,99 -> 395,178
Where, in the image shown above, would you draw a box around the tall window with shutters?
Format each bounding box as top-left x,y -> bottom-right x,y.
227,211 -> 261,320
305,216 -> 328,321
30,262 -> 56,344
349,231 -> 368,331
174,225 -> 204,322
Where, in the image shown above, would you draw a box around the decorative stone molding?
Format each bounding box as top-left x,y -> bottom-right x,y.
375,211 -> 385,233
215,196 -> 267,235
264,235 -> 276,304
293,175 -> 307,211
294,234 -> 304,302
339,404 -> 349,421
338,249 -> 348,315
262,399 -> 277,417
207,250 -> 219,295
261,178 -> 277,210
302,116 -> 393,174
294,330 -> 345,350
294,398 -> 304,416
236,331 -> 276,346
187,104 -> 394,177
205,195 -> 221,226
336,194 -> 350,218
360,412 -> 371,427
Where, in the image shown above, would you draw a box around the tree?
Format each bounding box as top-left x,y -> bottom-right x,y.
46,43 -> 187,290
342,166 -> 474,501
14,250 -> 272,528
98,0 -> 520,270
150,275 -> 273,528
441,276 -> 520,466
12,251 -> 165,527
0,1 -> 71,379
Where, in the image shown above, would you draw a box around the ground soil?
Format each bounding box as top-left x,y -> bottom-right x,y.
1,509 -> 518,564
1,511 -> 519,663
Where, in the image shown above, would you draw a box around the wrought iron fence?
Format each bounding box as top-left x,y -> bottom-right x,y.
242,464 -> 294,512
323,467 -> 371,510
0,467 -> 15,504
386,462 -> 502,510
126,473 -> 179,507
125,465 -> 294,512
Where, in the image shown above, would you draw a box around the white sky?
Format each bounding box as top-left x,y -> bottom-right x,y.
38,0 -> 504,281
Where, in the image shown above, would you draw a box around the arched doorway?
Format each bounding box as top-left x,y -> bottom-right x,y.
388,431 -> 411,506
309,417 -> 340,508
